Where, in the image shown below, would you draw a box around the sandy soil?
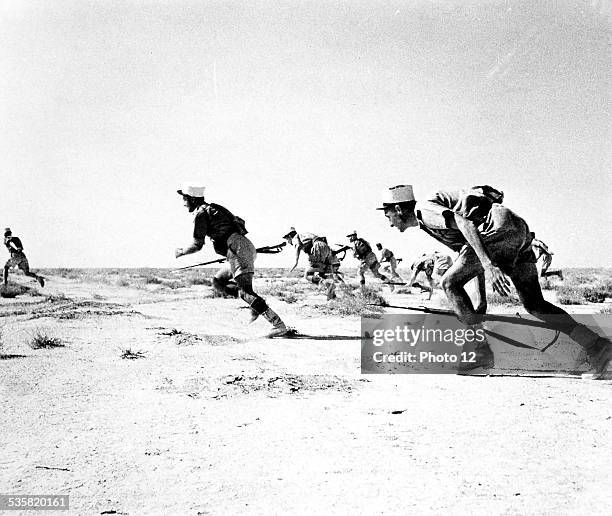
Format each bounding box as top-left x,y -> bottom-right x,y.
1,275 -> 611,515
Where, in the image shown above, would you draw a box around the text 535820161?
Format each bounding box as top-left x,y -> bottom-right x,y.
0,495 -> 69,511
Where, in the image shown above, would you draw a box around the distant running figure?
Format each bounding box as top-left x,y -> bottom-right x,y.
531,234 -> 563,279
376,243 -> 403,284
346,231 -> 389,286
408,251 -> 453,300
3,228 -> 45,287
282,227 -> 338,299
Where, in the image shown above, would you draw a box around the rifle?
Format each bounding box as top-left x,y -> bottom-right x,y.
174,242 -> 287,271
257,242 -> 287,254
332,245 -> 351,261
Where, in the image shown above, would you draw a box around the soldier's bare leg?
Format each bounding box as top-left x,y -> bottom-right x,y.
439,251 -> 483,326
235,272 -> 287,336
509,261 -> 611,377
509,262 -> 593,334
439,250 -> 493,370
19,262 -> 45,287
472,272 -> 487,315
358,262 -> 367,286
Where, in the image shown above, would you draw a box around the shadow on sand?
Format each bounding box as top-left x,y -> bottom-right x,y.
0,354 -> 28,360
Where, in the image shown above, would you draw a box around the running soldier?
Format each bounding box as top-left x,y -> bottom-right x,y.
175,185 -> 288,337
378,184 -> 611,378
407,251 -> 454,300
3,228 -> 45,287
282,228 -> 335,280
346,231 -> 388,286
531,234 -> 563,279
376,243 -> 403,284
282,228 -> 338,299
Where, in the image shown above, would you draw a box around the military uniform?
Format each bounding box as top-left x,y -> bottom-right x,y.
3,230 -> 45,287
416,189 -> 536,275
177,186 -> 287,337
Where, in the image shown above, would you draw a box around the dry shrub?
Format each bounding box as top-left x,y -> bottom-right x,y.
115,277 -> 131,287
487,291 -> 522,307
556,285 -> 606,305
1,283 -> 40,298
185,276 -> 212,286
279,292 -> 298,304
313,286 -> 387,317
29,329 -> 64,349
120,348 -> 146,359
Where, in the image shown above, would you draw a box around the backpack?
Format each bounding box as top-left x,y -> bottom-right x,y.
472,185 -> 504,204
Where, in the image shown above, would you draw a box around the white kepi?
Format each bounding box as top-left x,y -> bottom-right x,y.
177,185 -> 206,197
376,185 -> 414,209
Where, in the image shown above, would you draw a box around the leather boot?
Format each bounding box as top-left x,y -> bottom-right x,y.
457,334 -> 495,374
261,308 -> 288,338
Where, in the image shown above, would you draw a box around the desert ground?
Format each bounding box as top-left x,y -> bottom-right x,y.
1,267 -> 611,515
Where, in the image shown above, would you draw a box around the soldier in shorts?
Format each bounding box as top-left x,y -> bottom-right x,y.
3,228 -> 45,287
376,243 -> 403,284
346,231 -> 389,286
175,185 -> 288,337
531,234 -> 563,279
282,228 -> 338,299
378,184 -> 611,378
408,251 -> 454,300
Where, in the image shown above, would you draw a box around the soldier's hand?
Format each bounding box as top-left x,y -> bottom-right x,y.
486,264 -> 511,296
174,248 -> 184,259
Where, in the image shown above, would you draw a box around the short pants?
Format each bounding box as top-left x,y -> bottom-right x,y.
5,252 -> 29,271
458,205 -> 536,274
308,240 -> 332,268
359,251 -> 380,274
225,233 -> 256,278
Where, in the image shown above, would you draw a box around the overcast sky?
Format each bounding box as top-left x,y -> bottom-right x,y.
1,0 -> 610,268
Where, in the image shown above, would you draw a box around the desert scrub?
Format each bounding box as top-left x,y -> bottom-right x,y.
185,276 -> 212,286
115,277 -> 131,288
29,329 -> 64,349
556,285 -> 607,305
0,283 -> 40,298
487,291 -> 522,307
279,292 -> 299,304
313,287 -> 387,317
120,348 -> 146,359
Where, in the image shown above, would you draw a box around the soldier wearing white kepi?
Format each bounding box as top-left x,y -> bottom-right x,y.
3,228 -> 45,287
377,184 -> 611,378
175,185 -> 288,337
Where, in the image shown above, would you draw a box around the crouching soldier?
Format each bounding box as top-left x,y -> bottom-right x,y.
3,228 -> 45,287
376,243 -> 403,284
408,251 -> 454,301
282,228 -> 338,299
377,184 -> 611,378
347,231 -> 389,287
175,185 -> 288,337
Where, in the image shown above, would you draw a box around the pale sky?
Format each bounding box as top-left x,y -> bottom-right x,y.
1,0 -> 610,268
